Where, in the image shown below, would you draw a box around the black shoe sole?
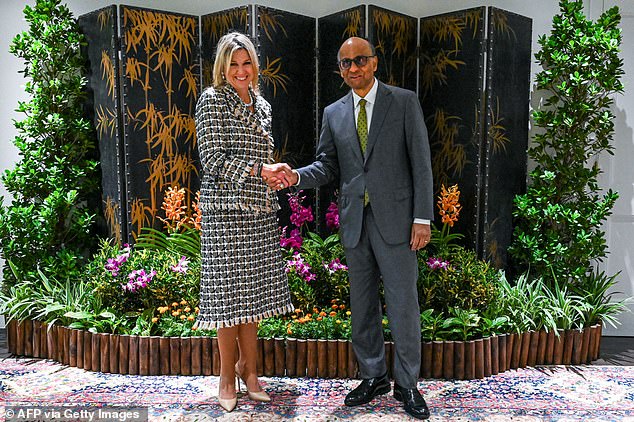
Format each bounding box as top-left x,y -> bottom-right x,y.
344,384 -> 391,407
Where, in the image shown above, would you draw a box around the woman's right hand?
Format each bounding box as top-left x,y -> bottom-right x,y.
261,163 -> 297,190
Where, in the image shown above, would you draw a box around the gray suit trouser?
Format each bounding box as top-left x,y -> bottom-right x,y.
346,205 -> 421,388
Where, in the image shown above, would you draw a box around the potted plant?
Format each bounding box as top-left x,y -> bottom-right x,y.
509,0 -> 626,332
0,0 -> 100,292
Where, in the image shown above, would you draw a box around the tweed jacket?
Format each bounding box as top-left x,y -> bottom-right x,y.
195,84 -> 279,214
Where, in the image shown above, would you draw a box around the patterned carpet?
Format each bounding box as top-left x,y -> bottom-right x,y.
1,358 -> 634,421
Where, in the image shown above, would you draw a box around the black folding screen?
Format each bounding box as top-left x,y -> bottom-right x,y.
420,7 -> 532,268
80,6 -> 200,241
79,6 -> 125,244
80,4 -> 531,269
481,9 -> 532,268
420,7 -> 487,259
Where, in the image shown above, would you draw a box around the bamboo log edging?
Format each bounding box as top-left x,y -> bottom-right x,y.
296,339 -> 307,377
3,320 -> 605,379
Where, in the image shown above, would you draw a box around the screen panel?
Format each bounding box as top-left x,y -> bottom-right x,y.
419,8 -> 487,251
120,6 -> 200,241
482,8 -> 532,268
79,6 -> 126,244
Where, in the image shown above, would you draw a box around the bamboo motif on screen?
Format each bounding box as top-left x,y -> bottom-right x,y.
430,109 -> 467,190
344,10 -> 361,38
96,105 -> 117,138
122,8 -> 199,238
260,57 -> 290,96
98,9 -> 111,30
420,11 -> 482,99
372,9 -> 416,88
491,9 -> 516,40
488,97 -> 510,154
203,8 -> 248,45
104,196 -> 122,245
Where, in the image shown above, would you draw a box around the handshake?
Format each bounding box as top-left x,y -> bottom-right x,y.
260,163 -> 298,191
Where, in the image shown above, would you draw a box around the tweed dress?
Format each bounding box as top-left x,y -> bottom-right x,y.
193,84 -> 294,330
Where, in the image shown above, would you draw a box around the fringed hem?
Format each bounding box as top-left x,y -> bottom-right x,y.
193,303 -> 295,331
207,198 -> 280,214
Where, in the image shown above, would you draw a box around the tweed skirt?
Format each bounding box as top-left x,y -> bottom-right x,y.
194,210 -> 294,330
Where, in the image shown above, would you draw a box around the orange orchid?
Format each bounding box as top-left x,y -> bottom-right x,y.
437,184 -> 462,227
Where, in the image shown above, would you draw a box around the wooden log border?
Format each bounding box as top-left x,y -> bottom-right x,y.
3,320 -> 605,380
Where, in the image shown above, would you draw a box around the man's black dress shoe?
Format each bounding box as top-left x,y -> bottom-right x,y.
344,373 -> 391,406
393,383 -> 430,420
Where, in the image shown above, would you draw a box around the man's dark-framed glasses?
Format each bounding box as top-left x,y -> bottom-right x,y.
338,55 -> 375,70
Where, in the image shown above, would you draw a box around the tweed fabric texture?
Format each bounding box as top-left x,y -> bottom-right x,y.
196,84 -> 279,214
194,84 -> 293,329
194,210 -> 293,329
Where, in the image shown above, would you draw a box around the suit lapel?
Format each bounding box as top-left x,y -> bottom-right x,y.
365,82 -> 392,164
341,92 -> 364,163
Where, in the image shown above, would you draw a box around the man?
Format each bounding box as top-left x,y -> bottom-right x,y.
274,37 -> 433,419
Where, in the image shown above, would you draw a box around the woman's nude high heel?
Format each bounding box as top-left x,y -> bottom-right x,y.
218,376 -> 238,412
235,363 -> 271,402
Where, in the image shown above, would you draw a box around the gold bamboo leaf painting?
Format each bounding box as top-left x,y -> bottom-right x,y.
491,8 -> 516,40
203,9 -> 248,45
421,15 -> 465,52
97,9 -> 111,30
420,10 -> 480,99
100,50 -> 116,100
122,7 -> 199,236
130,198 -> 153,240
430,109 -> 467,189
261,56 -> 290,96
420,49 -> 465,99
344,10 -> 361,38
124,57 -> 145,89
372,9 -> 415,88
484,217 -> 502,267
259,9 -> 288,42
104,196 -> 122,245
96,105 -> 117,139
465,10 -> 482,38
488,97 -> 510,154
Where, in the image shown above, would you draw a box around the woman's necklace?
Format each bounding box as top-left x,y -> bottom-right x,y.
243,95 -> 253,107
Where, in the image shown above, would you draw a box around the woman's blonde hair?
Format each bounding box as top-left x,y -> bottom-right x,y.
212,32 -> 260,93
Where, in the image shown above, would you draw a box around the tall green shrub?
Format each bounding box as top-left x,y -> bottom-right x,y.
0,0 -> 99,289
510,0 -> 624,288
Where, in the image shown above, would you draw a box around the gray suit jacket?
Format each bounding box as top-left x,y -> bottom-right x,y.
297,81 -> 433,248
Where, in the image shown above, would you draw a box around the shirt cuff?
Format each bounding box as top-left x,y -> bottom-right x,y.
414,218 -> 430,225
293,170 -> 301,186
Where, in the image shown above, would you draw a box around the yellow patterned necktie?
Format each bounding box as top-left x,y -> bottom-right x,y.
357,98 -> 368,154
357,98 -> 370,205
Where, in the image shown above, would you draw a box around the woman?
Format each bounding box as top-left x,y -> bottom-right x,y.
194,32 -> 294,412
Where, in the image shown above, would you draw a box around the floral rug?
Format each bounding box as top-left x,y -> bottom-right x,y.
1,358 -> 634,421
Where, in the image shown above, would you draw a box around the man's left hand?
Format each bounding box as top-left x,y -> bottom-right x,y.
410,223 -> 431,251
